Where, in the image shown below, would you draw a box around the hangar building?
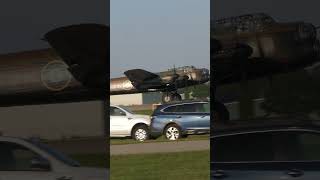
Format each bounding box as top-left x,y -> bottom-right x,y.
110,92 -> 163,105
0,101 -> 106,140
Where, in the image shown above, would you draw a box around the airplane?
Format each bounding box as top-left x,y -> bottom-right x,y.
0,23 -> 109,107
110,66 -> 210,103
211,13 -> 320,122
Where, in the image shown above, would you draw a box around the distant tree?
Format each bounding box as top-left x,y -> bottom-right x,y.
261,71 -> 320,116
184,84 -> 210,100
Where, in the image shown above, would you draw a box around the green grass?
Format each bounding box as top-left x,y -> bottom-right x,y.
110,150 -> 210,180
111,134 -> 209,145
71,154 -> 108,168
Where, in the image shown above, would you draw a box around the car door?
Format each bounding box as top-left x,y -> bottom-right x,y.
0,141 -> 56,180
277,130 -> 320,180
194,102 -> 210,130
173,103 -> 199,130
110,106 -> 130,136
211,131 -> 299,180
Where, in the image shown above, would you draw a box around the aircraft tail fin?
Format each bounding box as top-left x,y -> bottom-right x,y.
124,69 -> 159,87
44,24 -> 109,89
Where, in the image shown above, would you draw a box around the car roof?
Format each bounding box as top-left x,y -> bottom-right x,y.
212,116 -> 320,136
159,99 -> 209,106
153,100 -> 209,113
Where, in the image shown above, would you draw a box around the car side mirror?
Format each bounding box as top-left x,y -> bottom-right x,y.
30,156 -> 51,171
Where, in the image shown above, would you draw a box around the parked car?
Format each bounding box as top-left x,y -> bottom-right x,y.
150,100 -> 210,140
211,118 -> 320,180
110,105 -> 151,141
0,136 -> 107,180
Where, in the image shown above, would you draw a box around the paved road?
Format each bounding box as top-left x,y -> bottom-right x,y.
110,140 -> 209,155
48,138 -> 108,155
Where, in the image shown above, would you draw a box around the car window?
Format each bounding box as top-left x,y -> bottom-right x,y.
163,103 -> 207,113
119,105 -> 134,114
178,104 -> 197,112
28,139 -> 80,167
195,103 -> 210,113
163,105 -> 177,112
110,107 -> 126,116
0,142 -> 48,171
212,132 -> 274,162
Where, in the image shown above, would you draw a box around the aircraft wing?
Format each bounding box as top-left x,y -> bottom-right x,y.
124,69 -> 160,88
44,24 -> 109,89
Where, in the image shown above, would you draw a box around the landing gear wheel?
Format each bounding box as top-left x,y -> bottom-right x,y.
164,124 -> 181,141
162,93 -> 173,103
162,92 -> 182,103
132,125 -> 149,142
213,101 -> 230,124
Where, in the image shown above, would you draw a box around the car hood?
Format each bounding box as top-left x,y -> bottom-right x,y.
131,114 -> 151,123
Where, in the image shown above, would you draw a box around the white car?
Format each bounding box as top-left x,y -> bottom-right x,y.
110,105 -> 151,141
0,136 -> 108,180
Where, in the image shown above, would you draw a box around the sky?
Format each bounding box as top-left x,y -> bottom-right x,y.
0,0 -> 108,54
0,0 -> 109,138
110,0 -> 210,77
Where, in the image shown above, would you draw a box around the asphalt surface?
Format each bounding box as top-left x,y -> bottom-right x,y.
110,140 -> 210,155
48,137 -> 108,155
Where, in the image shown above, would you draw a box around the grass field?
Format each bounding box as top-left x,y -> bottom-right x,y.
111,134 -> 209,145
110,150 -> 210,180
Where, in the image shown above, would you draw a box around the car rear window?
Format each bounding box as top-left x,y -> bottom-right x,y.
195,103 -> 210,113
163,103 -> 197,113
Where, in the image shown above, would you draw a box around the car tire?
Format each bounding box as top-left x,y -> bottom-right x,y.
181,134 -> 188,138
164,124 -> 181,140
132,125 -> 149,142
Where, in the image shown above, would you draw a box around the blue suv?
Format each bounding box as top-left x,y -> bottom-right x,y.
150,101 -> 210,140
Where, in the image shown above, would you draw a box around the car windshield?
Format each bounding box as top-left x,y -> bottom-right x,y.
26,139 -> 81,167
119,105 -> 134,114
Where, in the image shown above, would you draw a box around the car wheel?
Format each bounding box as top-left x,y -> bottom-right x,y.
132,125 -> 149,142
164,124 -> 181,140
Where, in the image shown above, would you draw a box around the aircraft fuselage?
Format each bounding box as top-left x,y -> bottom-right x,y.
212,13 -> 320,85
0,48 -> 104,106
110,67 -> 209,95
